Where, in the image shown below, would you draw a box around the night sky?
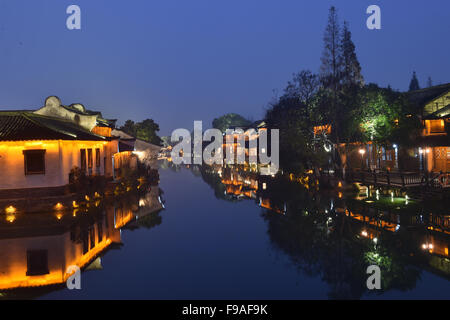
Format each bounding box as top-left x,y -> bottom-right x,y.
0,0 -> 448,135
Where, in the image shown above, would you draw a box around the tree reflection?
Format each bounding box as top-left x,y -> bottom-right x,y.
197,165 -> 447,299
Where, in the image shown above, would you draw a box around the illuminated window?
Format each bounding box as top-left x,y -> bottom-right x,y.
23,149 -> 46,175
26,250 -> 49,276
88,149 -> 93,168
80,149 -> 86,171
87,149 -> 93,175
95,148 -> 101,168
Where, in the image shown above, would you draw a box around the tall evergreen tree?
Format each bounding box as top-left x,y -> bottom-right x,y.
408,71 -> 420,91
320,6 -> 341,89
340,21 -> 364,87
320,6 -> 343,143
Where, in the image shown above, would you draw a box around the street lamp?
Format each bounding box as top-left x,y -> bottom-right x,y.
359,148 -> 366,169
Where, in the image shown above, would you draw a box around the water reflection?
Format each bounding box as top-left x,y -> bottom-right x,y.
196,164 -> 450,299
0,185 -> 163,298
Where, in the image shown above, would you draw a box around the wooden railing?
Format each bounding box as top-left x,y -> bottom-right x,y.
345,170 -> 426,187
320,169 -> 450,189
430,173 -> 450,188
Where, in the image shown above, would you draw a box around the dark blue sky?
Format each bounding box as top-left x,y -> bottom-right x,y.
0,0 -> 448,135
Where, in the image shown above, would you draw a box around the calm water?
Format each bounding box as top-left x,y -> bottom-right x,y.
1,164 -> 449,299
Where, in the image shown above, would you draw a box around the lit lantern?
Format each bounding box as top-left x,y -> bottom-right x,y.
5,205 -> 16,214
55,203 -> 64,210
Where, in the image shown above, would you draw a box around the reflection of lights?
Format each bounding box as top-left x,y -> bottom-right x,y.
338,192 -> 343,198
5,206 -> 16,214
6,214 -> 15,223
56,213 -> 63,220
376,189 -> 379,200
324,144 -> 332,152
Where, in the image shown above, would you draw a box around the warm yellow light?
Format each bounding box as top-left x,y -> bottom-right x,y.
338,181 -> 342,188
359,148 -> 366,155
361,230 -> 368,237
72,201 -> 78,208
5,206 -> 16,214
6,214 -> 15,223
85,195 -> 90,201
54,203 -> 64,210
56,213 -> 63,220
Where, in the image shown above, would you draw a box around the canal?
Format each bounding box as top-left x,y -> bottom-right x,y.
1,164 -> 449,299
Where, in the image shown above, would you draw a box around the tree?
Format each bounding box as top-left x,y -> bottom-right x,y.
320,6 -> 343,145
265,96 -> 327,174
340,21 -> 364,87
408,72 -> 420,91
284,70 -> 320,104
212,113 -> 252,132
119,118 -> 162,146
121,120 -> 137,136
320,6 -> 342,90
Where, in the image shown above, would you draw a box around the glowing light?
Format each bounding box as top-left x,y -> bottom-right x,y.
262,183 -> 267,190
5,206 -> 16,214
54,203 -> 64,210
361,230 -> 368,237
373,237 -> 378,244
6,214 -> 15,223
56,213 -> 63,220
338,181 -> 342,188
72,201 -> 78,208
358,148 -> 366,155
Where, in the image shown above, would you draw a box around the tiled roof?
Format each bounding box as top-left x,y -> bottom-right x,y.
423,104 -> 450,119
407,83 -> 450,107
0,112 -> 108,141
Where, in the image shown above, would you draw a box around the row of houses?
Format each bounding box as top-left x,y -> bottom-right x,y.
316,83 -> 450,175
0,96 -> 157,194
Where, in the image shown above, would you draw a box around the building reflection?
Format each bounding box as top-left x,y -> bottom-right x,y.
0,186 -> 163,296
198,164 -> 450,298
